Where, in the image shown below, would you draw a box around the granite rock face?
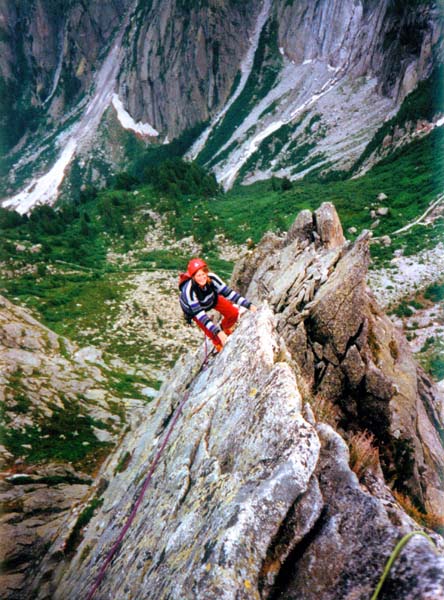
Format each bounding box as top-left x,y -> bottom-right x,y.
273,424 -> 444,600
4,206 -> 444,599
3,0 -> 443,203
43,309 -> 321,599
232,202 -> 444,520
119,0 -> 259,139
37,297 -> 443,598
0,0 -> 132,121
275,0 -> 442,102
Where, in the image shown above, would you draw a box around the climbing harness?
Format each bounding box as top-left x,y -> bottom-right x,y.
370,530 -> 438,600
86,335 -> 211,600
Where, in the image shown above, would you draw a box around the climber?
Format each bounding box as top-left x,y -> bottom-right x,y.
179,257 -> 257,351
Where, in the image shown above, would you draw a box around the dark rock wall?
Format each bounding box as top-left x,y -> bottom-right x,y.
118,0 -> 259,138
0,0 -> 131,151
1,0 -> 441,152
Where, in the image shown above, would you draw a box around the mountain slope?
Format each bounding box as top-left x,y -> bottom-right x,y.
0,293 -> 141,599
0,0 -> 442,211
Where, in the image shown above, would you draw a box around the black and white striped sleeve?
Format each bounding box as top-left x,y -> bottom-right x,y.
209,273 -> 252,309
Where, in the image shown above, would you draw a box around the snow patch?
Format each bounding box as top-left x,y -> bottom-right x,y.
112,94 -> 158,137
436,116 -> 444,127
3,140 -> 77,214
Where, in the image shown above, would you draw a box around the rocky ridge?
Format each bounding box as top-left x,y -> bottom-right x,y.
28,205 -> 444,600
232,203 -> 444,518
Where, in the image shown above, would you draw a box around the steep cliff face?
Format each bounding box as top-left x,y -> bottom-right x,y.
198,0 -> 442,187
121,0 -> 441,140
0,0 -> 131,153
276,0 -> 440,101
119,0 -> 260,138
1,0 -> 442,209
25,208 -> 444,600
232,204 -> 444,519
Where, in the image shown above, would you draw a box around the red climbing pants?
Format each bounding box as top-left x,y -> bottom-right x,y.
193,296 -> 239,349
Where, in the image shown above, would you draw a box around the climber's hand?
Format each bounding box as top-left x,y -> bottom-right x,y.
250,305 -> 258,312
218,331 -> 228,346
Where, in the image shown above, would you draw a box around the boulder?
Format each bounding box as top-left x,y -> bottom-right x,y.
285,209 -> 314,244
277,424 -> 444,600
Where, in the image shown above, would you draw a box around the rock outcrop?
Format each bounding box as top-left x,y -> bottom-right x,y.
0,294 -> 129,599
26,206 -> 444,600
232,203 -> 444,519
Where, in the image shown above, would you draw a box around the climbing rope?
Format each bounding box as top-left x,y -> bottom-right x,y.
86,337 -> 211,600
371,530 -> 438,600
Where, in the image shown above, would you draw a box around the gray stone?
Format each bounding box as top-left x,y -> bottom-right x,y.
50,309 -> 321,600
341,345 -> 366,388
238,206 -> 444,521
314,202 -> 345,249
277,424 -> 444,600
286,209 -> 314,244
317,362 -> 345,401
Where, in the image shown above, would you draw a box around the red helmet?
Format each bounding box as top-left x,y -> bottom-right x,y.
187,258 -> 207,277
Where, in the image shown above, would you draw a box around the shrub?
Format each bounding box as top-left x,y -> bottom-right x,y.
390,301 -> 414,318
281,177 -> 292,191
348,430 -> 380,481
424,281 -> 444,303
311,394 -> 340,428
393,491 -> 444,535
0,208 -> 26,229
113,172 -> 139,191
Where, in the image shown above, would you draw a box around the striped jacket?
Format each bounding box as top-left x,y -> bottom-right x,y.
179,272 -> 251,336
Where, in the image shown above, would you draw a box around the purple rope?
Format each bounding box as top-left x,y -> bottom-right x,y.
86,388 -> 191,600
86,337 -> 210,600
